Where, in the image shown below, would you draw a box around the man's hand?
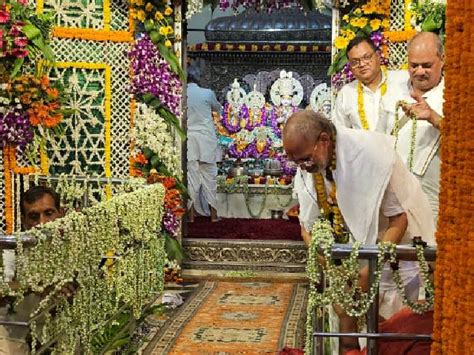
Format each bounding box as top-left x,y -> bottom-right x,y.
401,91 -> 442,129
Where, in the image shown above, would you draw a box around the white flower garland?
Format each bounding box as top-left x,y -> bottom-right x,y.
393,100 -> 418,172
305,217 -> 434,354
0,184 -> 167,352
131,102 -> 182,177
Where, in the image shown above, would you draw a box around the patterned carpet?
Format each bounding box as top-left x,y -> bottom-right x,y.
144,281 -> 307,354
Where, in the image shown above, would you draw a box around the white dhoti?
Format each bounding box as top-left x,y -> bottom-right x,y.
187,160 -> 217,216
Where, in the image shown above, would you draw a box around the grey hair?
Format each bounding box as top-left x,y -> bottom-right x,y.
284,110 -> 335,144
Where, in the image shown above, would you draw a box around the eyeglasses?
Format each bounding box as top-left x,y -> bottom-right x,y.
349,51 -> 376,68
294,144 -> 318,169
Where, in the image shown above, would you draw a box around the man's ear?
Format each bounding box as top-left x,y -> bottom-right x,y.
319,132 -> 331,145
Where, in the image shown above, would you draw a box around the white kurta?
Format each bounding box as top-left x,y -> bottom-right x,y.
293,127 -> 435,318
187,83 -> 222,216
333,70 -> 409,132
381,78 -> 444,222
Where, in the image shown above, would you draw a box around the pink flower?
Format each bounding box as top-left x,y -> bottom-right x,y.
17,0 -> 28,5
14,37 -> 28,47
0,10 -> 10,24
9,24 -> 23,37
12,48 -> 28,58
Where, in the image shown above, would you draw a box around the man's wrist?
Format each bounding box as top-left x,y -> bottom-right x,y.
429,109 -> 442,129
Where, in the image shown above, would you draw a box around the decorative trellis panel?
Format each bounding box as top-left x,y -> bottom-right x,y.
47,39 -> 132,179
0,0 -> 134,233
388,0 -> 415,70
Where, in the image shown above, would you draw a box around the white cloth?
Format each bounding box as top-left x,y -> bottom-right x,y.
382,78 -> 444,176
381,78 -> 444,223
333,70 -> 409,132
293,128 -> 435,317
187,161 -> 217,216
187,83 -> 222,164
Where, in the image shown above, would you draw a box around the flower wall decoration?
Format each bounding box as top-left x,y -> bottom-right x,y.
432,0 -> 474,352
0,0 -> 54,78
328,2 -> 390,89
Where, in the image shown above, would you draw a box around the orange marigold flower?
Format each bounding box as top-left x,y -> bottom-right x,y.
28,113 -> 41,126
40,75 -> 50,89
46,88 -> 59,99
134,152 -> 148,165
20,93 -> 32,104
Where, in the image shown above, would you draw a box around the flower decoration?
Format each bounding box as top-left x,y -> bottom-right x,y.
130,0 -> 176,47
130,102 -> 182,178
0,105 -> 33,148
128,34 -> 182,117
6,74 -> 65,130
328,2 -> 390,89
0,0 -> 54,78
411,0 -> 446,40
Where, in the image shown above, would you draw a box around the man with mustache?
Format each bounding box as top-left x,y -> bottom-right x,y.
285,110 -> 435,354
383,32 -> 444,224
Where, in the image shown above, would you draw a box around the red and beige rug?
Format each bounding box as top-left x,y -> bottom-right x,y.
145,281 -> 307,354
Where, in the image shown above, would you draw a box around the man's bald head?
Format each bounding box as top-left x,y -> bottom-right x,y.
283,110 -> 334,173
408,32 -> 444,94
408,32 -> 444,58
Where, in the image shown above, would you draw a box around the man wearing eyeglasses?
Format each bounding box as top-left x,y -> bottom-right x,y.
286,110 -> 435,354
382,32 -> 444,224
333,37 -> 408,132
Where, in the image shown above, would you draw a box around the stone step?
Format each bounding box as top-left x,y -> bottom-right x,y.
182,238 -> 308,274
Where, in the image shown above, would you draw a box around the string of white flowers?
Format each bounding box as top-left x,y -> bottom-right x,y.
393,100 -> 418,172
0,184 -> 167,353
186,0 -> 204,19
131,103 -> 182,178
305,217 -> 434,354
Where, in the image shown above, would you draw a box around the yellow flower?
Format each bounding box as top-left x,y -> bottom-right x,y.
159,26 -> 167,35
155,11 -> 164,20
362,4 -> 375,14
370,19 -> 382,31
358,17 -> 368,28
165,39 -> 172,48
350,18 -> 360,27
343,14 -> 349,22
382,18 -> 390,28
354,8 -> 362,15
135,0 -> 144,5
136,10 -> 145,21
346,29 -> 356,40
166,25 -> 174,35
145,2 -> 153,11
164,7 -> 173,16
335,36 -> 349,50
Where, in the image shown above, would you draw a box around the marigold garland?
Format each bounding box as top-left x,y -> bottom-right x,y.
383,29 -> 417,42
51,28 -> 134,42
357,66 -> 388,130
432,0 -> 474,353
36,0 -> 134,42
2,146 -> 14,234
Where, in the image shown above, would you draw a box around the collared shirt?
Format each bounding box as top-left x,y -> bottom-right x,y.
382,78 -> 444,176
187,83 -> 222,163
333,70 -> 409,132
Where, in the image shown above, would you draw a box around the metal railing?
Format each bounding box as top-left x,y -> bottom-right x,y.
313,243 -> 436,355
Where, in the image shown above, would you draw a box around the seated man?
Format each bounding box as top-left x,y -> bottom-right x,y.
1,186 -> 63,354
283,111 -> 435,353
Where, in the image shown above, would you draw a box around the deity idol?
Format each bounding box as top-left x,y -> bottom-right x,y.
270,70 -> 304,124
